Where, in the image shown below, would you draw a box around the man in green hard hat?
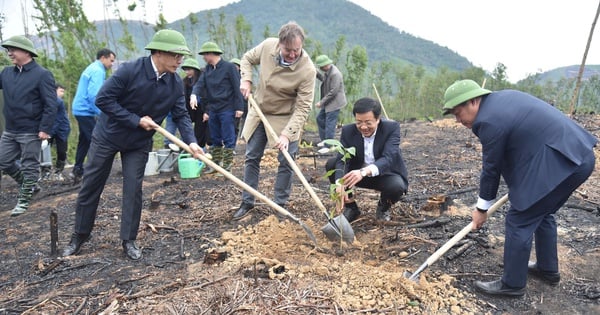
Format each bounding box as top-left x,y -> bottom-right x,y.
0,35 -> 57,216
314,54 -> 346,150
63,29 -> 205,260
442,79 -> 597,296
190,41 -> 243,173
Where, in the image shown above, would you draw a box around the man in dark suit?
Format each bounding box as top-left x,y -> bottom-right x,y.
62,29 -> 204,260
325,97 -> 408,222
443,79 -> 597,297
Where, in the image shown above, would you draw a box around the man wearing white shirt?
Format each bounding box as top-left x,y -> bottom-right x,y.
325,97 -> 408,222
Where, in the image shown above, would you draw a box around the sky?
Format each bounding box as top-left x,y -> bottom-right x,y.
2,0 -> 599,82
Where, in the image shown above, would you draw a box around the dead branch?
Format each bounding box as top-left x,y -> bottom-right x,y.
447,240 -> 475,260
21,298 -> 50,314
73,297 -> 88,315
145,223 -> 179,233
406,217 -> 451,229
38,259 -> 63,277
126,281 -> 185,300
116,274 -> 152,286
564,202 -> 598,213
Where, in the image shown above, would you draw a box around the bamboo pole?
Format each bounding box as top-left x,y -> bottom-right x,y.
568,1 -> 600,116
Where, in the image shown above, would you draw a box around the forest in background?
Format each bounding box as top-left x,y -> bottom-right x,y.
0,0 -> 598,160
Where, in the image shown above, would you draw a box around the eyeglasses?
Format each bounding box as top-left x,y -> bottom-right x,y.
164,51 -> 184,61
4,47 -> 17,53
355,120 -> 377,128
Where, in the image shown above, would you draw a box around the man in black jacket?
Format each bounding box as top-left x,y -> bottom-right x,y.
326,97 -> 408,222
0,36 -> 57,216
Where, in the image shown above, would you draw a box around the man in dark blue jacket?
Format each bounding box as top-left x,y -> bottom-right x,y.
443,79 -> 597,297
0,35 -> 57,216
62,29 -> 205,260
45,83 -> 71,180
325,97 -> 408,222
190,41 -> 243,173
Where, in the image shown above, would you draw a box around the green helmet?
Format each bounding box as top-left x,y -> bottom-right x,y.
144,29 -> 191,55
315,54 -> 333,68
181,58 -> 201,71
2,35 -> 38,57
442,79 -> 491,114
230,58 -> 241,66
198,41 -> 223,55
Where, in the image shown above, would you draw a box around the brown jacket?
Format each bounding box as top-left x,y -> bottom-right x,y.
240,38 -> 316,145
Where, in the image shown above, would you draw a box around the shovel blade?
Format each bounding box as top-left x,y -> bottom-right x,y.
321,214 -> 355,243
403,270 -> 419,282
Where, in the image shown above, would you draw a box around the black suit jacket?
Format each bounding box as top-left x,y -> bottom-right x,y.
333,119 -> 408,185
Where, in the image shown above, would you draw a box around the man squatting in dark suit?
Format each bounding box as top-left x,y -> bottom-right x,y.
442,79 -> 597,296
326,97 -> 409,222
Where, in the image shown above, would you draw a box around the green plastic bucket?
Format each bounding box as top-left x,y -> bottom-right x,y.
177,153 -> 204,179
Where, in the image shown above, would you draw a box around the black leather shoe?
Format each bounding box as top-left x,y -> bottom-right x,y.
62,233 -> 91,256
474,279 -> 525,297
122,240 -> 142,260
528,261 -> 560,285
375,200 -> 391,221
343,202 -> 361,223
233,202 -> 254,220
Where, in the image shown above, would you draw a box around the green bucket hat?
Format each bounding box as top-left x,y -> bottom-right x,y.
181,58 -> 201,71
442,79 -> 491,114
144,29 -> 191,56
315,54 -> 333,67
230,58 -> 241,66
2,35 -> 38,57
198,41 -> 223,55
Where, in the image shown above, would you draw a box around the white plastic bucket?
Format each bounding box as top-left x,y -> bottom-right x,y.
144,152 -> 159,176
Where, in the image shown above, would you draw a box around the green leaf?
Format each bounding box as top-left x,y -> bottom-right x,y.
407,300 -> 419,307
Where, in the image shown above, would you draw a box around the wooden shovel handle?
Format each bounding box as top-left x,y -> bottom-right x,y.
155,126 -> 300,221
424,193 -> 509,266
248,95 -> 330,216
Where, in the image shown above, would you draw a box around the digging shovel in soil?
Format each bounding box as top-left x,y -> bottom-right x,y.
404,193 -> 509,281
248,95 -> 355,243
155,125 -> 318,246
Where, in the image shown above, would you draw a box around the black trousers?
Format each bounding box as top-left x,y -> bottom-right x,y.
73,135 -> 148,240
325,157 -> 407,204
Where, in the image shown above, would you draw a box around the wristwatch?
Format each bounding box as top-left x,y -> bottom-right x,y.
360,168 -> 368,177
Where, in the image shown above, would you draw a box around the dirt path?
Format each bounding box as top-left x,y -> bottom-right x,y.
0,116 -> 598,314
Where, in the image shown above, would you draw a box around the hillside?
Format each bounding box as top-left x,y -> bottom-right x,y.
534,64 -> 600,83
93,0 -> 473,72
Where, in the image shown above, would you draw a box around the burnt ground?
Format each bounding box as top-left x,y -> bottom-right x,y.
0,115 -> 599,314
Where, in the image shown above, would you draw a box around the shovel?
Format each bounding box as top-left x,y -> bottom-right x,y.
155,125 -> 318,246
248,95 -> 354,243
404,193 -> 509,281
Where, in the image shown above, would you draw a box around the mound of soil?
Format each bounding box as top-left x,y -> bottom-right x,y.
1,116 -> 599,314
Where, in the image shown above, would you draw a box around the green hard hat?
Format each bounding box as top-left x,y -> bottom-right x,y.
442,79 -> 491,114
198,41 -> 223,55
230,58 -> 241,66
2,35 -> 38,57
315,54 -> 333,67
144,29 -> 191,55
181,58 -> 201,71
